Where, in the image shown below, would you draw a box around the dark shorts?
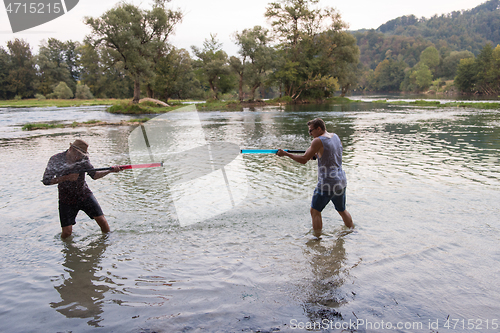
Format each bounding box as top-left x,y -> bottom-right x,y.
311,187 -> 347,212
58,194 -> 103,228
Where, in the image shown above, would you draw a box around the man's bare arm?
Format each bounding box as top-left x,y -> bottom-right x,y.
91,166 -> 123,180
276,138 -> 322,164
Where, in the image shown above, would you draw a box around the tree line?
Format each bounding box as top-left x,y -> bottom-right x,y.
0,0 -> 359,103
353,0 -> 500,94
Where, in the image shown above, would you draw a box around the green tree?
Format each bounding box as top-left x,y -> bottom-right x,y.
438,50 -> 474,79
452,43 -> 500,96
36,38 -> 77,95
454,57 -> 477,93
100,47 -> 136,98
232,26 -> 275,101
229,56 -> 245,101
369,58 -> 407,91
192,34 -> 232,100
5,39 -> 37,98
317,30 -> 360,96
412,63 -> 433,90
475,43 -> 499,95
64,40 -> 80,84
265,0 -> 351,99
76,42 -> 134,99
401,63 -> 433,92
77,42 -> 102,96
419,46 -> 440,73
85,0 -> 182,103
492,44 -> 500,94
265,0 -> 345,46
493,44 -> 500,61
0,47 -> 11,99
153,47 -> 201,102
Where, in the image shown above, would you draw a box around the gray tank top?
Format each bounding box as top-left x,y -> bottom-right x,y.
317,134 -> 347,193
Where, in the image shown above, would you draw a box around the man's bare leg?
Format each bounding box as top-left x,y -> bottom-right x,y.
94,215 -> 110,233
310,207 -> 323,237
339,210 -> 354,229
61,225 -> 73,239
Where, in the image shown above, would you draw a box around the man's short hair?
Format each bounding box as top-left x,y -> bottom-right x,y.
307,118 -> 326,131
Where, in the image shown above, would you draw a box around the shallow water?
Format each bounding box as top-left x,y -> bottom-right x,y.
0,102 -> 499,332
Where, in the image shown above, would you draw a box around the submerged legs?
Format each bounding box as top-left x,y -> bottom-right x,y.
310,207 -> 354,237
338,210 -> 354,229
310,207 -> 323,237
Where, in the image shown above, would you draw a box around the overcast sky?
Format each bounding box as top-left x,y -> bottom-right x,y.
0,0 -> 488,56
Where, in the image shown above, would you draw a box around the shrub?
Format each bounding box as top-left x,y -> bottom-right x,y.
75,84 -> 94,99
54,82 -> 74,99
108,103 -> 145,114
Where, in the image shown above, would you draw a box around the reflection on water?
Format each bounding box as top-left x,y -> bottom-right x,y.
50,235 -> 110,327
303,231 -> 355,323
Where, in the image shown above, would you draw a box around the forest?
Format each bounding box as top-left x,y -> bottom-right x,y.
1,0 -> 499,102
354,0 -> 500,95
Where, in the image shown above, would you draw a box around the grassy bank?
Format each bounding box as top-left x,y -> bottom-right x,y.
22,118 -> 151,131
4,97 -> 499,115
22,123 -> 65,130
3,97 -> 345,112
372,99 -> 500,108
195,100 -> 248,111
440,101 -> 500,108
0,98 -> 196,111
107,101 -> 184,114
0,98 -> 129,108
195,96 -> 361,111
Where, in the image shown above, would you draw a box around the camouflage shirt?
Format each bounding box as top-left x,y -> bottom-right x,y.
42,150 -> 97,204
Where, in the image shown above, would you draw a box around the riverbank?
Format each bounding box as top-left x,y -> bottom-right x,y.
3,96 -> 499,121
0,98 -> 190,110
21,118 -> 151,131
0,96 -> 354,110
0,98 -> 129,108
167,97 -> 500,111
371,99 -> 500,109
195,97 -> 355,111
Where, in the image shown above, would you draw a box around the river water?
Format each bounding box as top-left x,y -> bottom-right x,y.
0,101 -> 499,332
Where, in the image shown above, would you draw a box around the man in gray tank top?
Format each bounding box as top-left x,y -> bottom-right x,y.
277,118 -> 353,236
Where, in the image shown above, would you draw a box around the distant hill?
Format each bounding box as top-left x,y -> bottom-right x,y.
353,0 -> 500,70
